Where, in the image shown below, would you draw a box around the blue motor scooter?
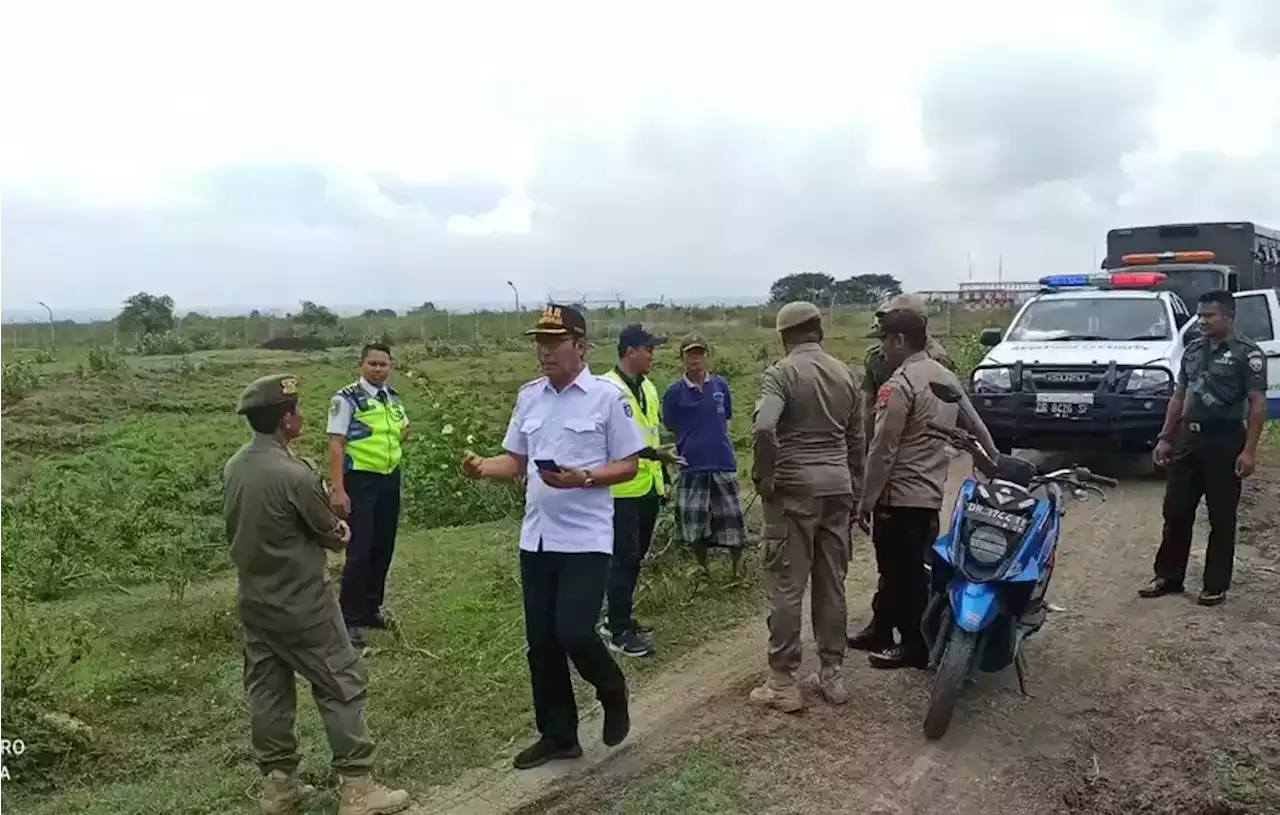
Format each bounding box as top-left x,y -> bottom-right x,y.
918,381 -> 1116,740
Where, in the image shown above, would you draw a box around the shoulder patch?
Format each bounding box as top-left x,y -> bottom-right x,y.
875,383 -> 893,410
623,402 -> 634,418
329,396 -> 342,416
1249,354 -> 1265,373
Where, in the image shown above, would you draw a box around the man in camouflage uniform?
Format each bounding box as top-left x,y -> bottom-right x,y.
750,302 -> 862,713
850,293 -> 954,654
1141,290 -> 1269,607
224,374 -> 410,815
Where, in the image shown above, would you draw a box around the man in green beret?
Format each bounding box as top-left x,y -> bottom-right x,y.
224,374 -> 410,815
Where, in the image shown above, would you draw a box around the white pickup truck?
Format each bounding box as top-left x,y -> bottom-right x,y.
968,271 -> 1280,454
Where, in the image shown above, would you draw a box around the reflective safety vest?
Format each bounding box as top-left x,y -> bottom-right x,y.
602,369 -> 664,498
336,382 -> 405,474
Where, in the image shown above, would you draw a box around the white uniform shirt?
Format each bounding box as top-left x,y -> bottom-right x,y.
502,366 -> 646,554
326,377 -> 408,436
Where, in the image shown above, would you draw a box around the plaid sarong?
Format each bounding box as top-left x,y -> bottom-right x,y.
675,470 -> 746,550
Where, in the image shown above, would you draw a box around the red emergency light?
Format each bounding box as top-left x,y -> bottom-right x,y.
1121,250 -> 1216,265
1107,272 -> 1167,287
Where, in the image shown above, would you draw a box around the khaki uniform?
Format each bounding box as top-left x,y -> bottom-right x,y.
225,435 -> 374,776
861,337 -> 954,446
751,341 -> 862,699
225,374 -> 409,815
861,351 -> 989,664
1150,332 -> 1267,600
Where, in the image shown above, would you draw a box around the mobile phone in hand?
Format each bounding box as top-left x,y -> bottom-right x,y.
534,459 -> 562,472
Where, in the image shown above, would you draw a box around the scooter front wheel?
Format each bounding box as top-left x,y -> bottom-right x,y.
923,626 -> 980,740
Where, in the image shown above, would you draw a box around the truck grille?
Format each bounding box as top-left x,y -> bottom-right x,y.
1026,368 -> 1108,391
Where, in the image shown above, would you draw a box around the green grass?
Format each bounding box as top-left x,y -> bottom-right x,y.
2,519 -> 765,814
604,744 -> 759,815
1210,749 -> 1280,811
0,310 -> 1004,813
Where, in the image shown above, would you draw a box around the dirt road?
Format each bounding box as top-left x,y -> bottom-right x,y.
419,455 -> 1280,815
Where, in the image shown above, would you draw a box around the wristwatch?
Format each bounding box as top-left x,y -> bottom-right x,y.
582,469 -> 596,488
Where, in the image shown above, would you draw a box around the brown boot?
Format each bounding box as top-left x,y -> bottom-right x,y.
817,665 -> 849,705
259,769 -> 316,815
749,671 -> 803,713
337,773 -> 411,815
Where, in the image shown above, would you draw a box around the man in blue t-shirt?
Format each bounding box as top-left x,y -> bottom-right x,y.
661,332 -> 746,578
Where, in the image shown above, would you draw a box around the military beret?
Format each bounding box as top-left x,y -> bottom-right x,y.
775,301 -> 823,332
236,373 -> 301,414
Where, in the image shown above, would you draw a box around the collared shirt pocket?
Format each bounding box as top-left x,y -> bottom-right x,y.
520,417 -> 546,458
561,416 -> 606,465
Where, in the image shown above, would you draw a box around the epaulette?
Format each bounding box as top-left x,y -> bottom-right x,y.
338,382 -> 363,396
518,376 -> 549,393
597,375 -> 627,395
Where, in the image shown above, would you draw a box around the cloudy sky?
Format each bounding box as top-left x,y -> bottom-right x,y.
2,0 -> 1278,316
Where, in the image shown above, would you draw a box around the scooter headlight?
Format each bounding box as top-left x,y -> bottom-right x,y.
966,524 -> 1010,565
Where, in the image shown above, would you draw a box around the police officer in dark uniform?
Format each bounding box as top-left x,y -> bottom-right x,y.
1140,290 -> 1269,607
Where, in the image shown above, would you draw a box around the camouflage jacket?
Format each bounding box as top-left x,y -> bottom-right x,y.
862,336 -> 955,395
1178,332 -> 1266,421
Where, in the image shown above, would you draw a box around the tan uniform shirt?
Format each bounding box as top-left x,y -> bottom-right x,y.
752,342 -> 863,499
223,434 -> 348,631
862,351 -> 992,512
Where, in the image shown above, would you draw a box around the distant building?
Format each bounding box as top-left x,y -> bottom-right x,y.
957,280 -> 1039,310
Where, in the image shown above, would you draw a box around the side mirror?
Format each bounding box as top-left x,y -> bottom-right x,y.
979,328 -> 1003,347
928,381 -> 964,404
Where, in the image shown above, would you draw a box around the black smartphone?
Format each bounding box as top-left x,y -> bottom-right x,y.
534,459 -> 562,472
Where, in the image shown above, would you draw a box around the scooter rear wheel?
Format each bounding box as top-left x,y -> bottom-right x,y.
924,627 -> 979,740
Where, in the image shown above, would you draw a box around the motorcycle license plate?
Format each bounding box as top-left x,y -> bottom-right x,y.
1035,392 -> 1093,418
963,501 -> 1029,534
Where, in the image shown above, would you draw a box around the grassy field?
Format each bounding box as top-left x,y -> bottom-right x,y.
0,306 -> 1002,813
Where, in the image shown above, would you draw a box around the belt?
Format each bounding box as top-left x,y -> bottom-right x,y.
1184,420 -> 1244,434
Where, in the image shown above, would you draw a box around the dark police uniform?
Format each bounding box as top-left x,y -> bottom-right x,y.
224,374 -> 409,815
1146,332 -> 1267,603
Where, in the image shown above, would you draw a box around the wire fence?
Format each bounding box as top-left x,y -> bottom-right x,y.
1,298 -> 1000,351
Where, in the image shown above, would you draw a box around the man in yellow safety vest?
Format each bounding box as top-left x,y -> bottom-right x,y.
598,323 -> 684,657
327,342 -> 410,647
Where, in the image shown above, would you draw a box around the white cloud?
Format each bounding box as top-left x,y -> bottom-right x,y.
1,0 -> 1278,313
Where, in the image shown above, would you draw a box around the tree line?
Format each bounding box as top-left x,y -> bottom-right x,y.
768,272 -> 903,306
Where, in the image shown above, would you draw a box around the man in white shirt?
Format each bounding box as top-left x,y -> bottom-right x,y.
461,303 -> 645,770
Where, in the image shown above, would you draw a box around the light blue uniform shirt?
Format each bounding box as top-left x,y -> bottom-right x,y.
502,366 -> 646,554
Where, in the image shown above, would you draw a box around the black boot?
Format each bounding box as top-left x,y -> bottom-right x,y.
847,623 -> 893,652
868,645 -> 928,670
1138,577 -> 1184,598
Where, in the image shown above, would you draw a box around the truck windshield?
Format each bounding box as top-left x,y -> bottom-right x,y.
1152,269 -> 1230,308
1006,298 -> 1171,342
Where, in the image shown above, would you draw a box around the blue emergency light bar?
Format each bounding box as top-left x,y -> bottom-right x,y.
1038,272 -> 1168,289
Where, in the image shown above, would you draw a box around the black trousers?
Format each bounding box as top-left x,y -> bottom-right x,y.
339,468 -> 402,625
607,490 -> 661,634
873,505 -> 939,655
1155,423 -> 1245,594
520,547 -> 627,747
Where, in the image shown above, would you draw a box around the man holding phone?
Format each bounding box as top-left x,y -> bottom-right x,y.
461,304 -> 646,771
